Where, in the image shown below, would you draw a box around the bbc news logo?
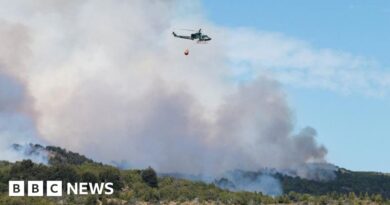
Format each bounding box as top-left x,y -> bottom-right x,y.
9,181 -> 114,197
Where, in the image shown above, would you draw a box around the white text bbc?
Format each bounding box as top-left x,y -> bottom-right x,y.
9,181 -> 114,196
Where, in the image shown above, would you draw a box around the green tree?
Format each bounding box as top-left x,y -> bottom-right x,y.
49,165 -> 80,184
141,167 -> 158,188
82,172 -> 98,183
99,169 -> 123,191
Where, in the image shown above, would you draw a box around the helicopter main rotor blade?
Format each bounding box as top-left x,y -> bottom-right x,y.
178,29 -> 197,31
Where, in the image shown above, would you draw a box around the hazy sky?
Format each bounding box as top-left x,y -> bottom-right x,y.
202,0 -> 390,172
0,0 -> 389,174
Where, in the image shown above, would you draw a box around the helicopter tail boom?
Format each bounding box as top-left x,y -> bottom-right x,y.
172,32 -> 193,40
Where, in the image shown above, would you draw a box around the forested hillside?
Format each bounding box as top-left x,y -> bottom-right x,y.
0,144 -> 388,205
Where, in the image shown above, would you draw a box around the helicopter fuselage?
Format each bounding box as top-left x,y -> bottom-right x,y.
173,31 -> 212,42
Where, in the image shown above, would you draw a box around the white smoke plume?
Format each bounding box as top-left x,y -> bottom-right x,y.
0,0 -> 330,183
215,171 -> 283,196
0,21 -> 47,162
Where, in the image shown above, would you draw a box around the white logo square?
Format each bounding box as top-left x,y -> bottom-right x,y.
47,181 -> 62,196
28,181 -> 43,196
9,181 -> 24,196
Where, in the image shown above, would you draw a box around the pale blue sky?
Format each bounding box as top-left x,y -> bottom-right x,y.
202,0 -> 390,172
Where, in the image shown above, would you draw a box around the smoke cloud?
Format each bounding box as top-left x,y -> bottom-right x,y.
0,21 -> 45,162
0,0 -> 328,183
216,170 -> 283,196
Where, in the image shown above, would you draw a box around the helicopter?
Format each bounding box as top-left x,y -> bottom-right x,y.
172,29 -> 212,42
